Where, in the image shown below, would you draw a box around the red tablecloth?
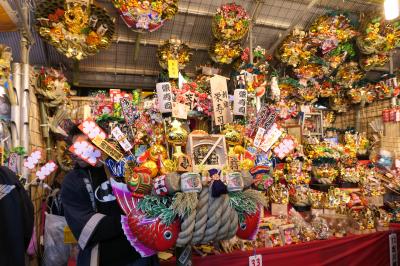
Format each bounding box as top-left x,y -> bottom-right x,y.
162,226 -> 400,266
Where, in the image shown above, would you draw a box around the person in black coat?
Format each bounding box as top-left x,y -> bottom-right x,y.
61,126 -> 159,266
0,166 -> 34,266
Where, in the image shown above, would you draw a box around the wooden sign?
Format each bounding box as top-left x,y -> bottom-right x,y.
111,126 -> 133,152
92,135 -> 124,162
172,102 -> 189,119
228,155 -> 240,171
168,59 -> 179,79
177,154 -> 193,172
210,75 -> 232,126
187,134 -> 227,172
156,82 -> 173,113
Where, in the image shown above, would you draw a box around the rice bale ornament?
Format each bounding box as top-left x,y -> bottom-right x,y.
35,0 -> 115,60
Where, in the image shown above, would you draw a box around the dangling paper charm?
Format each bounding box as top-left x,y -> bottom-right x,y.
36,161 -> 58,180
24,150 -> 42,170
78,119 -> 107,140
69,137 -> 103,166
270,76 -> 280,101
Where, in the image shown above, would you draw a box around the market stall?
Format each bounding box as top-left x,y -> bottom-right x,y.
2,0 -> 400,266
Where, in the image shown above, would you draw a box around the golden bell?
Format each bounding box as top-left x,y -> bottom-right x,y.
140,160 -> 158,178
149,144 -> 167,162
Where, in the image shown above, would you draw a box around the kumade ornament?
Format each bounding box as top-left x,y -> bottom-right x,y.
36,161 -> 58,180
24,150 -> 42,170
69,137 -> 103,166
78,119 -> 107,140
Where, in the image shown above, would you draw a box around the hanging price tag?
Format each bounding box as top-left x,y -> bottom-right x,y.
249,254 -> 262,266
168,59 -> 179,79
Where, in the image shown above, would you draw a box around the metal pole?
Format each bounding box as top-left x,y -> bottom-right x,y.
390,51 -> 396,107
249,0 -> 262,112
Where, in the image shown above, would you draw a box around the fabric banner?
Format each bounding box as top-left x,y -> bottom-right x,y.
161,227 -> 400,266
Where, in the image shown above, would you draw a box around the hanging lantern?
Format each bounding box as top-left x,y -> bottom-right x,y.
212,3 -> 250,41
157,39 -> 192,70
35,0 -> 115,60
112,0 -> 178,33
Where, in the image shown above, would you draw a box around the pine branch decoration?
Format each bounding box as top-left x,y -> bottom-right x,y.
137,195 -> 178,226
228,191 -> 258,224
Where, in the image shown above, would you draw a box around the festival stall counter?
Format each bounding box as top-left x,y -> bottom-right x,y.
4,1 -> 400,265
161,226 -> 400,266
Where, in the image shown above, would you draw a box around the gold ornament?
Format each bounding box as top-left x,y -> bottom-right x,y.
240,158 -> 254,170
64,2 -> 88,34
148,144 -> 168,161
159,159 -> 176,175
140,160 -> 158,178
233,145 -> 245,155
167,120 -> 188,146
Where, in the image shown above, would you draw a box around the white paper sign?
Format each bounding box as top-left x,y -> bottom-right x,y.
156,82 -> 172,113
253,127 -> 266,148
172,102 -> 189,120
210,75 -> 232,126
111,126 -> 133,152
260,124 -> 282,152
233,89 -> 247,116
249,254 -> 262,266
